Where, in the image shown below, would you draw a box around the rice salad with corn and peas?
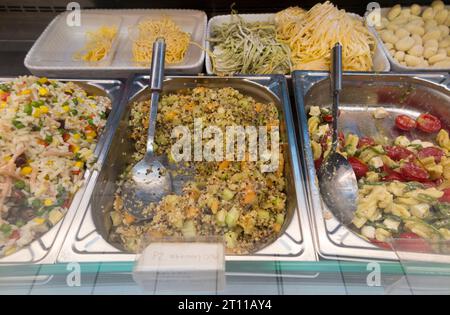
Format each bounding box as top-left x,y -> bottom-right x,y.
0,76 -> 111,257
110,87 -> 287,254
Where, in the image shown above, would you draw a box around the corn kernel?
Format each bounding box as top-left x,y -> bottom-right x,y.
20,166 -> 32,176
164,111 -> 177,121
0,101 -> 6,109
46,160 -> 54,166
33,218 -> 46,225
39,105 -> 49,114
20,89 -> 31,95
86,130 -> 97,137
32,108 -> 41,118
38,77 -> 48,84
44,199 -> 53,207
62,105 -> 70,112
72,145 -> 80,154
74,161 -> 84,169
73,133 -> 81,140
3,155 -> 12,161
4,246 -> 16,256
38,87 -> 48,96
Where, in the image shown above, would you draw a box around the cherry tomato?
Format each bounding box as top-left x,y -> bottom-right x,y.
395,233 -> 432,253
385,146 -> 414,161
357,136 -> 375,148
62,133 -> 70,142
416,113 -> 442,133
322,114 -> 333,123
395,114 -> 417,131
417,147 -> 445,163
383,172 -> 406,182
439,188 -> 450,203
9,230 -> 20,240
37,139 -> 49,147
314,157 -> 323,171
338,131 -> 346,149
382,164 -> 406,182
400,162 -> 429,182
0,92 -> 10,101
370,239 -> 392,250
348,157 -> 369,178
63,198 -> 71,209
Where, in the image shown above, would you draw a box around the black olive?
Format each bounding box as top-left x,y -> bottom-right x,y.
14,153 -> 27,168
20,208 -> 36,221
11,189 -> 25,201
57,119 -> 65,129
4,206 -> 20,221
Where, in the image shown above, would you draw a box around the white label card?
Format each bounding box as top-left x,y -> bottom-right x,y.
132,242 -> 225,293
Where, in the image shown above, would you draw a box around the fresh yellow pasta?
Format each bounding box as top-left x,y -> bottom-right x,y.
275,1 -> 376,71
74,25 -> 118,62
131,17 -> 190,65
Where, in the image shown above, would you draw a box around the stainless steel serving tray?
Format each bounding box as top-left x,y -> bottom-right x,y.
57,74 -> 317,263
293,71 -> 450,263
0,78 -> 125,265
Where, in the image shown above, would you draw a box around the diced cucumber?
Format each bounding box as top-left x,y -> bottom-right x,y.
226,207 -> 240,228
216,209 -> 227,227
221,188 -> 235,201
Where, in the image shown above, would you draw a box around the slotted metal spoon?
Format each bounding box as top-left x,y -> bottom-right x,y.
122,38 -> 172,223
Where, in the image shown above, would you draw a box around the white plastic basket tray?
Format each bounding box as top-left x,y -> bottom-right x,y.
25,9 -> 207,78
206,13 -> 390,75
371,6 -> 450,72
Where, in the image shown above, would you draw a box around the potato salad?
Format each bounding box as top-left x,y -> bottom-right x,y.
308,106 -> 450,251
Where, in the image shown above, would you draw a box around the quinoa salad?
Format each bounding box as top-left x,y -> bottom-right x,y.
0,76 -> 111,257
110,87 -> 287,254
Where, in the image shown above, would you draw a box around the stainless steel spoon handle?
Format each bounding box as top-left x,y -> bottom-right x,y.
331,42 -> 342,152
147,38 -> 166,156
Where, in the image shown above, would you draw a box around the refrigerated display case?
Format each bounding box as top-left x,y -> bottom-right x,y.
0,0 -> 450,295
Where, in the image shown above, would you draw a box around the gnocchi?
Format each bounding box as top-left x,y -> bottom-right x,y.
377,2 -> 450,68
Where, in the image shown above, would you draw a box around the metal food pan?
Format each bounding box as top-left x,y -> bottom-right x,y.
292,71 -> 450,262
57,74 -> 317,263
0,78 -> 125,265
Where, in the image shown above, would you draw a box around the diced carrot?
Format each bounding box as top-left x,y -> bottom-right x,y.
276,154 -> 284,176
189,188 -> 200,201
242,188 -> 257,204
273,223 -> 282,233
185,207 -> 199,218
209,198 -> 219,214
183,102 -> 194,111
254,103 -> 263,113
218,160 -> 230,170
124,213 -> 135,225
